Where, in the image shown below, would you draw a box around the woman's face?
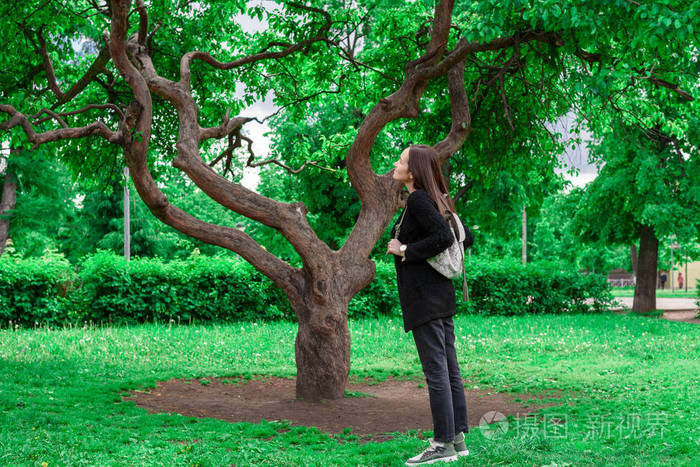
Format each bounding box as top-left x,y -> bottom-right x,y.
392,148 -> 412,183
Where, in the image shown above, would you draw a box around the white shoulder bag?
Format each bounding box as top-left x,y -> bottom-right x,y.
426,211 -> 465,280
427,211 -> 469,301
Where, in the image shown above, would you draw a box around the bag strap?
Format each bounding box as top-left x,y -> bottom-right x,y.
458,227 -> 469,301
461,252 -> 469,301
443,209 -> 469,301
393,208 -> 407,240
446,211 -> 466,243
448,211 -> 469,301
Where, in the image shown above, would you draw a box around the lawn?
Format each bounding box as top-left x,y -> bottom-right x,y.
1,313 -> 698,466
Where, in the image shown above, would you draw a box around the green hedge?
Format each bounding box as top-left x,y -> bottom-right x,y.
0,252 -> 293,326
0,252 -> 613,327
348,260 -> 400,319
0,254 -> 76,326
72,252 -> 293,325
460,258 -> 614,315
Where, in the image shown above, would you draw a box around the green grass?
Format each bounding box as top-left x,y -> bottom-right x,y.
1,313 -> 699,466
344,390 -> 376,398
611,287 -> 698,298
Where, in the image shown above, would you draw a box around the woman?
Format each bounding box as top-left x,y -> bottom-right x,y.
387,145 -> 469,465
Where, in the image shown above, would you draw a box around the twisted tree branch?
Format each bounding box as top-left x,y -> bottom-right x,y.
35,103 -> 125,123
179,3 -> 333,89
0,104 -> 121,147
35,28 -> 64,102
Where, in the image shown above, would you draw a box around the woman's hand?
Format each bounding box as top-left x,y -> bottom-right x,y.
386,239 -> 404,256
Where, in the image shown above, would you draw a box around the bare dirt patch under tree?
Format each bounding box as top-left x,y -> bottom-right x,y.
127,376 -> 565,441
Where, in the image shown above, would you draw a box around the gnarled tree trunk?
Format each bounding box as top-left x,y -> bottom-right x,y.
632,225 -> 658,313
290,259 -> 374,401
294,300 -> 352,400
0,166 -> 17,255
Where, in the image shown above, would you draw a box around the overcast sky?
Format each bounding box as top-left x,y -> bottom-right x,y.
235,3 -> 276,189
551,114 -> 599,187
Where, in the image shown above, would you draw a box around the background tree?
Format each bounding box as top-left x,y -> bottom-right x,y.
532,187 -> 630,273
0,147 -> 77,256
573,120 -> 699,311
2,0 -> 697,400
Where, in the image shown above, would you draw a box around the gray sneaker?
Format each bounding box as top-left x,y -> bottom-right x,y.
453,432 -> 469,457
405,438 -> 458,465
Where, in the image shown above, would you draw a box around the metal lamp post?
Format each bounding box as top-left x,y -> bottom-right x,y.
124,166 -> 130,262
670,241 -> 680,292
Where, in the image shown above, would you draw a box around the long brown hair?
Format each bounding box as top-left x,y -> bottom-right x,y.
407,145 -> 455,215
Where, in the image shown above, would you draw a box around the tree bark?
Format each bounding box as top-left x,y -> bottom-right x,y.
294,301 -> 351,401
632,225 -> 658,313
0,166 -> 17,255
287,258 -> 374,401
630,244 -> 638,277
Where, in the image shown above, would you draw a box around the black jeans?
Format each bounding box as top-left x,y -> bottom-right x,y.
412,316 -> 469,443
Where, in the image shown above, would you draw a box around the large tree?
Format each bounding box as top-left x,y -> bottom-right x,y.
2,0 -> 697,400
573,121 -> 700,312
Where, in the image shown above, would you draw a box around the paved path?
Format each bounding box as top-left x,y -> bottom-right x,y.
612,297 -> 699,324
613,297 -> 698,311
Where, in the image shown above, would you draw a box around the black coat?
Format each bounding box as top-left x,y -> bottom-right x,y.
392,189 -> 457,332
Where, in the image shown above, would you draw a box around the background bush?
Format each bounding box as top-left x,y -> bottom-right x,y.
348,260 -> 401,319
72,252 -> 294,325
0,253 -> 613,327
0,253 -> 77,326
460,257 -> 614,315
